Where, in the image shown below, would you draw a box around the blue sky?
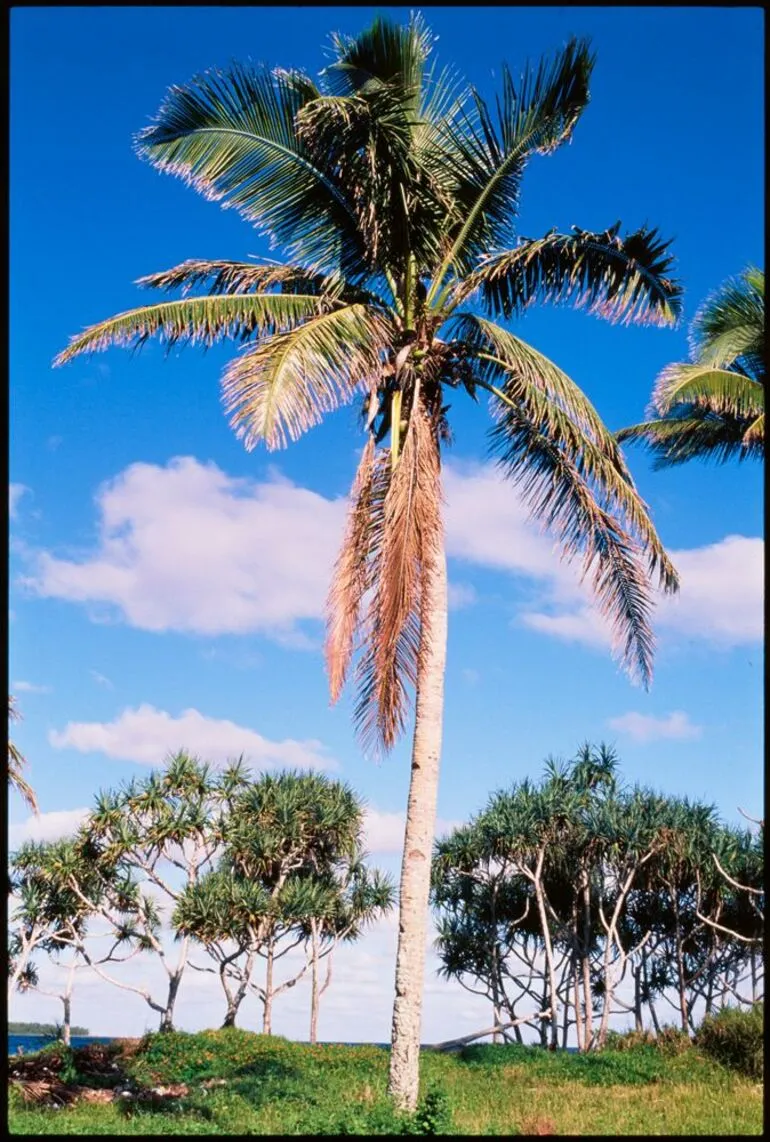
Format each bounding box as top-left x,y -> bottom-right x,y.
9,6 -> 763,1040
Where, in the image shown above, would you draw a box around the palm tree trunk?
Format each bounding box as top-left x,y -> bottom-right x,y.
387,549 -> 447,1112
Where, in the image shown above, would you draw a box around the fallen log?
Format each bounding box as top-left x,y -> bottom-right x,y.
430,1010 -> 551,1052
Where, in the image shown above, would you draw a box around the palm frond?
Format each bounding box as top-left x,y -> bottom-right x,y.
326,436 -> 377,703
471,341 -> 678,593
354,404 -> 443,753
449,313 -> 618,442
691,266 -> 764,372
137,259 -> 331,296
465,224 -> 682,326
742,412 -> 764,444
427,38 -> 594,298
617,412 -> 762,467
135,64 -> 367,278
651,362 -> 764,419
8,697 -> 38,815
53,293 -> 327,365
488,414 -> 658,687
220,303 -> 391,449
324,12 -> 433,107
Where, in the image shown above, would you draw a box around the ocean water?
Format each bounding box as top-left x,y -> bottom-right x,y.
8,1033 -> 115,1056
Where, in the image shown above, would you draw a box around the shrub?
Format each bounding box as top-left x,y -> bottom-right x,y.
695,1003 -> 763,1079
408,1087 -> 454,1135
603,1029 -> 657,1052
655,1025 -> 692,1057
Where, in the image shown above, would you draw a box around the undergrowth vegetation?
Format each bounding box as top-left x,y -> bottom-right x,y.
7,1027 -> 763,1135
695,1002 -> 764,1079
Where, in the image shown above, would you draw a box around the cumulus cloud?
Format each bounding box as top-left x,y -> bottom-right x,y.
9,483 -> 29,519
607,710 -> 703,743
48,704 -> 336,771
21,456 -> 762,658
444,463 -> 763,652
24,457 -> 347,639
9,807 -> 90,848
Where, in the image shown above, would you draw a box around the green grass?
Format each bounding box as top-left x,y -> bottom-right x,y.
8,1029 -> 763,1135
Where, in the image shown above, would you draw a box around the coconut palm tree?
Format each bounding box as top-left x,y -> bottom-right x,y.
8,696 -> 38,814
618,267 -> 764,465
53,16 -> 681,1106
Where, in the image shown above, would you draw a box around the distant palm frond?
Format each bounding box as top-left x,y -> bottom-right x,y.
8,696 -> 39,815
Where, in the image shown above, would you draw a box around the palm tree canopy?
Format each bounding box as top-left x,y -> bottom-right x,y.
55,15 -> 682,743
618,266 -> 764,466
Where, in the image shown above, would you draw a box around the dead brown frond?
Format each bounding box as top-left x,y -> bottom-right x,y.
354,400 -> 443,753
326,436 -> 377,702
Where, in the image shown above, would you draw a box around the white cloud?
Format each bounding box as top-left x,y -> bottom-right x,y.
11,680 -> 52,694
24,456 -> 347,639
444,462 -> 763,653
48,704 -> 337,771
607,710 -> 703,743
9,483 -> 29,519
9,807 -> 90,848
447,581 -> 478,610
656,535 -> 764,645
363,808 -> 460,854
21,456 -> 762,659
89,670 -> 114,689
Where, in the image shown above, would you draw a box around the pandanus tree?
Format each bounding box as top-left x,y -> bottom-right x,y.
54,16 -> 681,1105
619,266 -> 764,464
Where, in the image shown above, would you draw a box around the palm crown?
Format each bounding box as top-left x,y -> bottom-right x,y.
618,266 -> 764,465
55,15 -> 682,749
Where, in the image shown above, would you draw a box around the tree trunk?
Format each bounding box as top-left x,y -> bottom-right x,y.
61,994 -> 72,1047
263,941 -> 274,1035
159,974 -> 181,1034
310,922 -> 320,1045
387,550 -> 448,1112
581,882 -> 594,1050
61,959 -> 76,1047
533,868 -> 559,1049
633,965 -> 643,1033
573,956 -> 584,1052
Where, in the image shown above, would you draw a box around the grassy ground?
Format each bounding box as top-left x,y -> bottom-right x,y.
8,1029 -> 763,1135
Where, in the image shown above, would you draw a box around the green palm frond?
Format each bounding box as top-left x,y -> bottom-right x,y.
491,392 -> 667,680
465,224 -> 682,326
449,314 -> 621,443
691,266 -> 764,371
651,362 -> 764,418
221,303 -> 392,449
427,37 -> 594,301
53,293 -> 328,365
324,12 -> 433,106
617,412 -> 762,468
619,264 -> 764,465
135,64 -> 367,278
479,364 -> 678,595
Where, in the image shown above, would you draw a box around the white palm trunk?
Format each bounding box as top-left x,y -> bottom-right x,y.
387,550 -> 448,1111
